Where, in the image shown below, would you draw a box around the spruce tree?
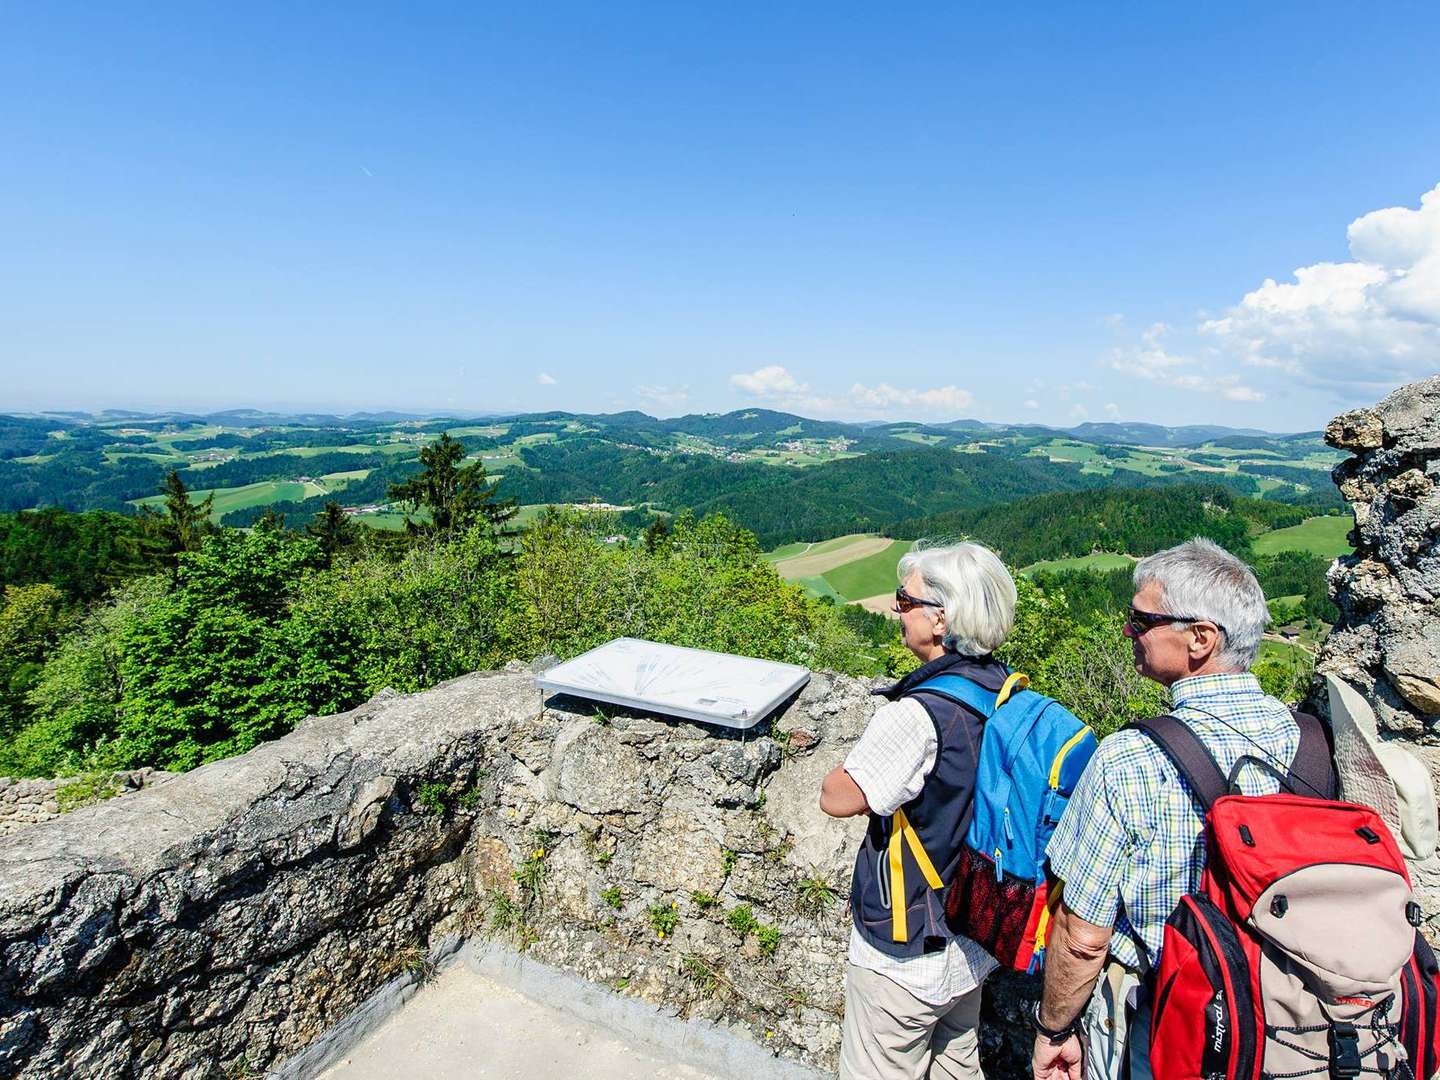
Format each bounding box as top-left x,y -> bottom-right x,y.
306,500 -> 360,562
143,470 -> 214,569
386,432 -> 517,540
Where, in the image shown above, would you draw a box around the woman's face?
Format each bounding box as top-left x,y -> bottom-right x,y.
898,570 -> 946,662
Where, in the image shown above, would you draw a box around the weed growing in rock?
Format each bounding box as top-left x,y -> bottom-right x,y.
648,900 -> 679,939
55,771 -> 122,812
797,872 -> 839,915
688,890 -> 717,909
757,924 -> 780,957
600,886 -> 622,909
416,781 -> 448,814
726,904 -> 759,937
681,953 -> 718,993
486,889 -> 522,932
514,847 -> 547,895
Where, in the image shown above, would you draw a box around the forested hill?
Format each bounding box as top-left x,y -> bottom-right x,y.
684,448 -> 1113,547
898,484 -> 1326,566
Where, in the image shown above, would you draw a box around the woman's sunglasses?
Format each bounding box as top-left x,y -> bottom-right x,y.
894,588 -> 944,614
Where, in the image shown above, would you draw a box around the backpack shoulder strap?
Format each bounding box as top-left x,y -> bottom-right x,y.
909,672 -> 1000,718
1125,714 -> 1228,812
1286,709 -> 1338,801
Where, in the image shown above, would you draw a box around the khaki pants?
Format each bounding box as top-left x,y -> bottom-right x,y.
1079,961 -> 1152,1080
838,963 -> 985,1080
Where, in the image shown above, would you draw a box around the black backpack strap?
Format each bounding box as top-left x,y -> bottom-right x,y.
1125,715 -> 1228,812
1285,709 -> 1338,801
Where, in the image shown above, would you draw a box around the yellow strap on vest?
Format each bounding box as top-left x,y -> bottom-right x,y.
996,671 -> 1029,708
888,807 -> 944,942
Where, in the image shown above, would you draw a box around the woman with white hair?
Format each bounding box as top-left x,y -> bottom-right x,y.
821,541 -> 1017,1080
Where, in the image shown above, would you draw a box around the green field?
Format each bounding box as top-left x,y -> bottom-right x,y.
762,542 -> 811,563
1022,552 -> 1136,575
134,480 -> 328,521
1252,515 -> 1351,558
822,539 -> 913,600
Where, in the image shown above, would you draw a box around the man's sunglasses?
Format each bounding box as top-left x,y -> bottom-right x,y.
894,588 -> 944,614
1125,607 -> 1228,640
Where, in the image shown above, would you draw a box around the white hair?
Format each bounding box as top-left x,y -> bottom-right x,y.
897,541 -> 1017,657
1132,537 -> 1269,671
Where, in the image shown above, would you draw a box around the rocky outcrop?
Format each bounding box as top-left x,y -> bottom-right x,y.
1317,376 -> 1440,732
0,662 -> 1040,1079
1315,376 -> 1440,910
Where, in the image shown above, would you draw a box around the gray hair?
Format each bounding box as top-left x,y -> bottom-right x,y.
1132,537 -> 1269,670
897,541 -> 1017,657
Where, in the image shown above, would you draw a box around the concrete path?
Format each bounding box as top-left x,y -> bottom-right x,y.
318,964 -> 721,1080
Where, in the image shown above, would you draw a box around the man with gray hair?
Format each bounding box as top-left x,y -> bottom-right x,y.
1031,538 -> 1289,1080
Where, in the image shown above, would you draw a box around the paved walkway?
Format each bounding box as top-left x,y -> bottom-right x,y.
319,964 -> 722,1080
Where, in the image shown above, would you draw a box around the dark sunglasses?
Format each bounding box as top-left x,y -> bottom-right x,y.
1125,607 -> 1228,640
894,587 -> 944,614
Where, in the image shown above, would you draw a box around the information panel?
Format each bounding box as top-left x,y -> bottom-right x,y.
535,637 -> 811,731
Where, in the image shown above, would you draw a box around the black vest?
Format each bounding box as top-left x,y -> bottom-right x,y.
850,653 -> 1006,956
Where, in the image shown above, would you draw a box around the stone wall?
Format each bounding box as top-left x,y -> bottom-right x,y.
0,661 -> 1038,1079
1314,375 -> 1440,909
0,770 -> 175,838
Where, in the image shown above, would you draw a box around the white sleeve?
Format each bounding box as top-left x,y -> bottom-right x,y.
843,697 -> 939,816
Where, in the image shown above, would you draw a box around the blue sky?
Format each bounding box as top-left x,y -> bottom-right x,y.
3,3 -> 1438,430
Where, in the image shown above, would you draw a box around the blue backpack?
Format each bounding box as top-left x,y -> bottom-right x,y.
913,670 -> 1096,973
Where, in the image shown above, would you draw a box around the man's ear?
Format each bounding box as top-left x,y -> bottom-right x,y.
1189,622 -> 1222,661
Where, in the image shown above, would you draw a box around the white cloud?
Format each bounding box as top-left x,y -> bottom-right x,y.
537,372 -> 558,386
730,365 -> 807,398
848,382 -> 974,415
1203,182 -> 1440,394
1107,327 -> 1265,403
636,384 -> 689,410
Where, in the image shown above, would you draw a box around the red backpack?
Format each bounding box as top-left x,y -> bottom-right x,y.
1132,713 -> 1440,1080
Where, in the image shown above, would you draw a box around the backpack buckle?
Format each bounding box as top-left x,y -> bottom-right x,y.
1330,1022 -> 1362,1080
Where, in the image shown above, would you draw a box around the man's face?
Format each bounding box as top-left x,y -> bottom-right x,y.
1124,580 -> 1194,687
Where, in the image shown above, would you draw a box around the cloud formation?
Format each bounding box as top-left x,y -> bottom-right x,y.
848,382 -> 974,414
1203,182 -> 1440,393
1108,323 -> 1266,402
730,365 -> 807,397
636,384 -> 690,410
728,365 -> 974,418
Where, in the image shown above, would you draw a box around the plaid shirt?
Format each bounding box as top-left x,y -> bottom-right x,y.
1045,672 -> 1299,971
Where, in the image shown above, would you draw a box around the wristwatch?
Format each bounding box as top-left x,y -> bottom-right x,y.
1030,1000 -> 1082,1044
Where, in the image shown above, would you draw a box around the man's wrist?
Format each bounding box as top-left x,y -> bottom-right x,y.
1030,999 -> 1082,1045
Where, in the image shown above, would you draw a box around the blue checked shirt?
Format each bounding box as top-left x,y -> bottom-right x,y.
1045,672 -> 1300,971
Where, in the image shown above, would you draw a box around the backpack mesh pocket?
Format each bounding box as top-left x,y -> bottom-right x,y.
944,844 -> 1041,968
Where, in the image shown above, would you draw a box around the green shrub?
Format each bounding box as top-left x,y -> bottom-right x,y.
648,901 -> 679,938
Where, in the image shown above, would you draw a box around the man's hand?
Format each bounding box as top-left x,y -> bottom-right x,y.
1032,1032 -> 1083,1080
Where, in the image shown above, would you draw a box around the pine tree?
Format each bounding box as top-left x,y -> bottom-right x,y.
386,433 -> 517,540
